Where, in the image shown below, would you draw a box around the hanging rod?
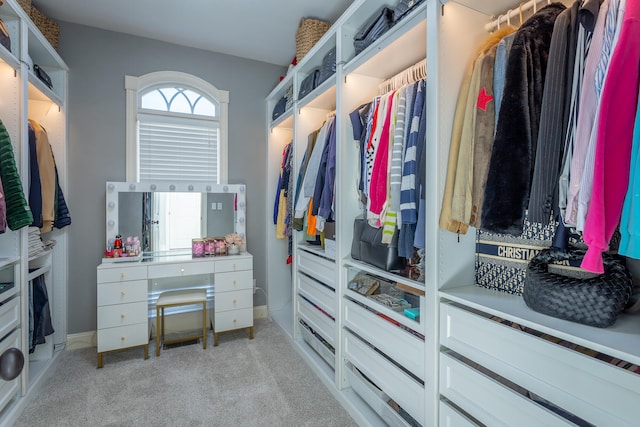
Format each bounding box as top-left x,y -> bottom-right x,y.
485,0 -> 552,32
378,59 -> 427,95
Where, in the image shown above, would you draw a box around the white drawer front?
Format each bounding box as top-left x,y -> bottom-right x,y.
215,257 -> 252,273
440,400 -> 479,427
97,323 -> 148,353
0,330 -> 20,414
297,250 -> 335,288
297,296 -> 335,346
97,265 -> 147,283
214,308 -> 253,332
297,272 -> 336,317
97,280 -> 148,306
440,303 -> 640,426
148,260 -> 214,279
215,289 -> 253,312
215,270 -> 252,293
344,330 -> 425,425
345,299 -> 424,379
0,298 -> 19,340
440,352 -> 571,427
98,302 -> 148,329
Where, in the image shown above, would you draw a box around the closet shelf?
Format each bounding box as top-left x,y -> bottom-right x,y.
440,285 -> 640,366
0,46 -> 19,71
27,265 -> 51,282
270,111 -> 294,130
27,77 -> 62,106
344,258 -> 425,294
0,257 -> 19,270
297,79 -> 336,112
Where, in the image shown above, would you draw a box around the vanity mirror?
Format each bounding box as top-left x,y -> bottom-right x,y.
105,181 -> 246,253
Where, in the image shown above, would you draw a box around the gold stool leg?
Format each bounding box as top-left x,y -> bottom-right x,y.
202,302 -> 207,350
144,344 -> 149,360
249,326 -> 254,340
156,305 -> 161,357
97,352 -> 103,368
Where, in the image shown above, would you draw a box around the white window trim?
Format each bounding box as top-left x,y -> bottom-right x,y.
125,71 -> 229,183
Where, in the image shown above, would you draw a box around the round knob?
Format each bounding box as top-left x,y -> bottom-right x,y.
181,268 -> 185,273
120,273 -> 125,279
121,336 -> 125,341
233,299 -> 237,304
121,291 -> 125,297
121,314 -> 125,319
233,264 -> 236,270
233,319 -> 237,323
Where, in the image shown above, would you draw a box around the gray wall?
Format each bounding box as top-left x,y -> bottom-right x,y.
58,22 -> 284,334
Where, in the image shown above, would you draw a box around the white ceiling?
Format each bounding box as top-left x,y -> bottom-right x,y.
32,0 -> 353,66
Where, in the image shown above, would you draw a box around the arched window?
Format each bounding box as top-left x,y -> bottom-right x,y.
125,71 -> 229,183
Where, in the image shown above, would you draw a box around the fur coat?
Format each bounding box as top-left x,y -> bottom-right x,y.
480,3 -> 566,235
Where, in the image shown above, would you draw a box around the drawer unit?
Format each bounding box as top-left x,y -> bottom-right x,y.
344,330 -> 425,425
297,272 -> 336,317
97,323 -> 149,353
97,279 -> 147,306
297,250 -> 335,288
440,302 -> 640,426
147,260 -> 215,279
215,270 -> 252,292
214,288 -> 253,312
97,265 -> 147,283
440,400 -> 478,427
299,320 -> 335,369
440,352 -> 572,426
0,297 -> 19,340
344,299 -> 424,379
297,296 -> 335,346
215,257 -> 252,273
0,330 -> 21,414
97,301 -> 148,329
214,307 -> 253,332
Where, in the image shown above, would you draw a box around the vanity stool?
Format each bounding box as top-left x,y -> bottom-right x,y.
155,288 -> 207,356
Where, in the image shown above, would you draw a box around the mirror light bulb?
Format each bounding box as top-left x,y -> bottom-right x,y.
129,184 -> 136,190
108,202 -> 115,209
107,220 -> 115,227
107,183 -> 114,192
169,185 -> 176,191
150,184 -> 156,191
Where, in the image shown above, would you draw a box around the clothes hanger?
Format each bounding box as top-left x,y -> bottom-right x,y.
507,10 -> 512,27
533,0 -> 538,14
519,3 -> 524,26
497,14 -> 502,29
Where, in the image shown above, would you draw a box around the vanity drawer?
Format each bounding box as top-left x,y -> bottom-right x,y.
214,307 -> 253,332
215,270 -> 252,292
147,260 -> 214,279
0,297 -> 19,340
97,265 -> 147,284
344,299 -> 424,379
440,352 -> 572,426
215,257 -> 252,273
297,272 -> 336,317
344,330 -> 425,425
98,302 -> 148,329
97,323 -> 148,353
0,330 -> 21,414
297,296 -> 335,347
97,280 -> 148,306
297,250 -> 335,288
215,289 -> 253,312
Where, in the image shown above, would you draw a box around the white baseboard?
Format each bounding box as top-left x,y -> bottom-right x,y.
65,305 -> 268,350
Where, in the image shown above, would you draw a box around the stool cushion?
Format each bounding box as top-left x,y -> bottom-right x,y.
157,289 -> 207,306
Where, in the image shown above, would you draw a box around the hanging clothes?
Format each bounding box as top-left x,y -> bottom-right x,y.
481,4 -> 566,235
274,142 -> 292,239
0,118 -> 33,230
292,131 -> 318,231
618,94 -> 640,259
53,163 -> 71,229
312,117 -> 337,232
0,177 -> 6,234
28,122 -> 43,228
29,274 -> 54,353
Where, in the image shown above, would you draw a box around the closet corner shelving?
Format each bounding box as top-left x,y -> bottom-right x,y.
0,0 -> 68,424
267,0 -> 640,425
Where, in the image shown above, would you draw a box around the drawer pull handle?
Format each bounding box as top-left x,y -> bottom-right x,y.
233,263 -> 236,270
233,280 -> 236,286
121,336 -> 125,341
233,299 -> 237,304
121,291 -> 125,297
233,319 -> 237,323
120,273 -> 125,280
181,268 -> 185,273
121,314 -> 125,319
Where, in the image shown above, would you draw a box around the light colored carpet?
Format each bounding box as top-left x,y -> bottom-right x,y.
14,318 -> 357,427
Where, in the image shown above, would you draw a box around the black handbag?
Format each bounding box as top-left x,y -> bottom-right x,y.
299,68 -> 320,100
393,0 -> 426,23
354,7 -> 394,56
0,18 -> 10,52
34,64 -> 53,89
523,248 -> 633,328
272,96 -> 287,121
351,217 -> 406,272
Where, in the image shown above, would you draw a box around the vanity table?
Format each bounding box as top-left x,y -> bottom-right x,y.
96,182 -> 253,368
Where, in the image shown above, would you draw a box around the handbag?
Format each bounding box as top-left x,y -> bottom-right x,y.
34,64 -> 52,89
0,18 -> 10,52
393,0 -> 426,23
316,47 -> 336,86
351,217 -> 406,272
523,248 -> 633,328
298,68 -> 320,100
272,96 -> 286,121
354,7 -> 394,56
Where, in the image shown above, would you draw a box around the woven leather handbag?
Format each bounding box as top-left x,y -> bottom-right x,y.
523,248 -> 633,328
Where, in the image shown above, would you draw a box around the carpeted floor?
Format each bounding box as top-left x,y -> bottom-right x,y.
14,318 -> 357,427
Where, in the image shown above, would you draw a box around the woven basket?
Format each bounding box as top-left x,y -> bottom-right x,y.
30,6 -> 59,49
16,0 -> 31,14
295,18 -> 330,62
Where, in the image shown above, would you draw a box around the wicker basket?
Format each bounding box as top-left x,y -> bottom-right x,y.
30,6 -> 59,49
295,18 -> 330,62
16,0 -> 31,14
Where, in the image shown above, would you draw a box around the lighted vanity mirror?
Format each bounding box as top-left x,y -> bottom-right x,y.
105,182 -> 246,253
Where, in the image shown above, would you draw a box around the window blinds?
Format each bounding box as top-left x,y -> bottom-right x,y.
138,113 -> 219,183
